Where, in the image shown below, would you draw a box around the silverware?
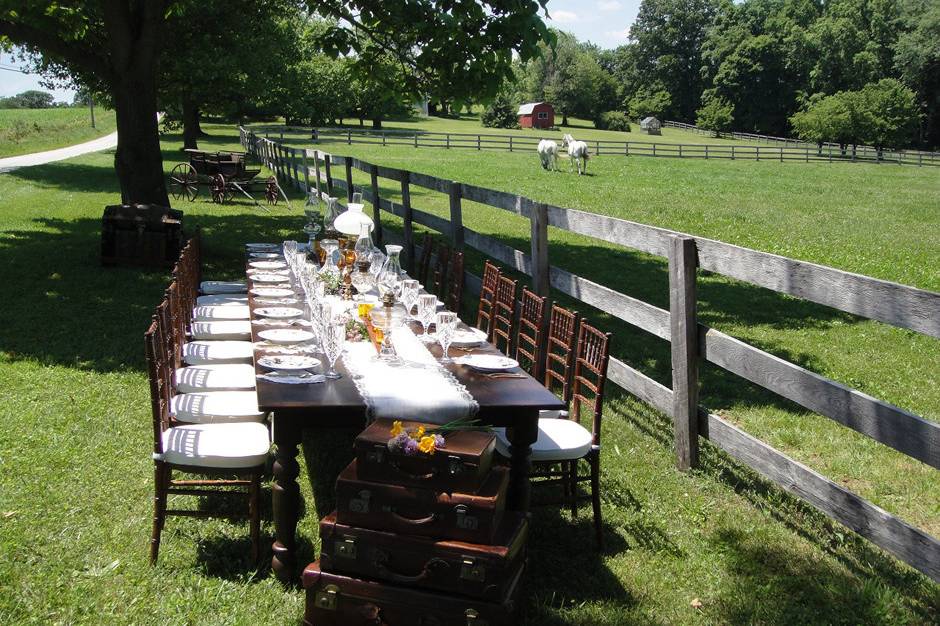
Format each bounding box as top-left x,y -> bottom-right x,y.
482,372 -> 526,379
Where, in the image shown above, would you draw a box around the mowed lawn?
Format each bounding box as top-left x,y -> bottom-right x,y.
0,124 -> 937,625
0,107 -> 116,158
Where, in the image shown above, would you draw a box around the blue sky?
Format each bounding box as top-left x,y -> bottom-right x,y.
1,1 -> 642,101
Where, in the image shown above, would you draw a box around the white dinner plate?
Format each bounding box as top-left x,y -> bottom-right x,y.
250,287 -> 294,298
257,355 -> 321,371
255,306 -> 304,319
456,354 -> 519,372
247,268 -> 289,276
449,327 -> 488,347
249,252 -> 283,259
251,273 -> 290,283
258,328 -> 315,344
249,260 -> 288,270
246,243 -> 280,250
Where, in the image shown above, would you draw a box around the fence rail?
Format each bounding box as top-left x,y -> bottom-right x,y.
251,125 -> 940,167
240,126 -> 940,581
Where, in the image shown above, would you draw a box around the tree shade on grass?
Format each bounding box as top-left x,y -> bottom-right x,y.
0,124 -> 936,623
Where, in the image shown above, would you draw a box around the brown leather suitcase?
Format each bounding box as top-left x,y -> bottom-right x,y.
303,559 -> 523,626
319,511 -> 527,602
336,460 -> 507,544
354,419 -> 497,494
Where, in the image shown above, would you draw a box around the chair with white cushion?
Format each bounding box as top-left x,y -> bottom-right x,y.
200,280 -> 248,295
190,320 -> 252,341
146,317 -> 268,565
182,340 -> 254,365
496,318 -> 611,548
174,362 -> 257,393
193,304 -> 250,321
196,294 -> 249,307
170,391 -> 266,424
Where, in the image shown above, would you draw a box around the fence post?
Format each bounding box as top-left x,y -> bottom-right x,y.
292,148 -> 301,189
704,145 -> 708,159
345,159 -> 354,201
731,145 -> 735,160
509,136 -> 513,152
301,150 -> 310,193
401,172 -> 414,271
313,150 -> 321,199
324,154 -> 334,196
530,202 -> 550,297
369,165 -> 383,246
780,147 -> 784,162
414,134 -> 418,149
669,235 -> 699,471
448,181 -> 464,250
446,134 -> 450,149
477,135 -> 481,150
679,145 -> 683,158
595,140 -> 600,156
280,129 -> 283,141
347,130 -> 352,145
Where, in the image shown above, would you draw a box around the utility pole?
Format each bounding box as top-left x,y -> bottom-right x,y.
90,96 -> 96,129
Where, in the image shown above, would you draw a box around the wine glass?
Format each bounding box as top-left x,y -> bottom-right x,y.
417,294 -> 438,341
435,311 -> 457,362
400,279 -> 419,317
322,321 -> 344,379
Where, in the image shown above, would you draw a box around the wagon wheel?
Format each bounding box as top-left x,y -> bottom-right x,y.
265,176 -> 279,205
169,163 -> 198,201
210,174 -> 233,204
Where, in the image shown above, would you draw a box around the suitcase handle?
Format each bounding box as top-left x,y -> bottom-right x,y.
388,509 -> 439,526
374,551 -> 449,584
389,460 -> 438,481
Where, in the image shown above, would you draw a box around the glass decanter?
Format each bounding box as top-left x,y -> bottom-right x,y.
320,238 -> 341,277
377,244 -> 403,302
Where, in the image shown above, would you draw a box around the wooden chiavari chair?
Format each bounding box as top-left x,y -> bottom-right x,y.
430,243 -> 450,299
544,304 -> 580,410
445,250 -> 465,314
514,288 -> 547,379
475,261 -> 501,340
416,232 -> 434,286
146,302 -> 268,565
491,274 -> 518,356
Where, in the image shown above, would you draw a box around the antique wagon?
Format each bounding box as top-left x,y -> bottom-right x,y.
168,149 -> 281,205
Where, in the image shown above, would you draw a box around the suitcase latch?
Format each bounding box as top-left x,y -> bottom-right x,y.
315,584 -> 340,611
447,455 -> 465,475
454,504 -> 479,530
460,557 -> 486,582
349,490 -> 371,513
335,537 -> 357,559
465,609 -> 489,625
367,444 -> 386,464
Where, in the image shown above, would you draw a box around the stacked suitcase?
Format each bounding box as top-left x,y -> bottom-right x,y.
303,419 -> 527,625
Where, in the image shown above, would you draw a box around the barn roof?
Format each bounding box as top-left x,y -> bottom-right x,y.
641,116 -> 659,125
517,102 -> 546,115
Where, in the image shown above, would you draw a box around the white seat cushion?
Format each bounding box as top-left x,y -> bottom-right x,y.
175,363 -> 256,393
197,294 -> 249,306
539,409 -> 569,420
200,280 -> 247,295
194,304 -> 250,321
170,391 -> 265,424
494,418 -> 593,462
183,341 -> 254,365
191,320 -> 252,341
160,422 -> 270,469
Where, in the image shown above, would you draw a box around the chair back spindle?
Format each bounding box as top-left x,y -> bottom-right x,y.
570,323 -> 612,446
491,274 -> 518,356
515,288 -> 547,378
544,305 -> 581,406
446,251 -> 465,314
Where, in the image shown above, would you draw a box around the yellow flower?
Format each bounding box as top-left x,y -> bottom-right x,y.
389,420 -> 404,437
414,425 -> 426,438
418,435 -> 436,455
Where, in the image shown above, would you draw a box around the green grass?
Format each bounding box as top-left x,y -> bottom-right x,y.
0,107 -> 116,158
0,123 -> 937,624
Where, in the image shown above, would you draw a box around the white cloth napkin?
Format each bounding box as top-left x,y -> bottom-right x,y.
343,326 -> 478,423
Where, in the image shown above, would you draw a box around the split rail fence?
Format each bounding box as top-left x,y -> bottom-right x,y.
295,126 -> 940,166
240,126 -> 940,581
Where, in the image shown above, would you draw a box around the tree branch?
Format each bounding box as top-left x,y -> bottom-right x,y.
0,19 -> 113,82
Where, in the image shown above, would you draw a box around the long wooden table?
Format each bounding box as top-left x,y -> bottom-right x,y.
246,265 -> 564,584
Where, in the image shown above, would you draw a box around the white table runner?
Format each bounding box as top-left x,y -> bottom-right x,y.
342,326 -> 478,423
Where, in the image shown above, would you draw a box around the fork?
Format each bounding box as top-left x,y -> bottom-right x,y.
483,372 -> 526,379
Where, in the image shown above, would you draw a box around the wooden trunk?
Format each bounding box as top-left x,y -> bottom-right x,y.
354,419 -> 496,494
303,559 -> 523,626
336,460 -> 507,544
319,511 -> 526,602
100,204 -> 183,267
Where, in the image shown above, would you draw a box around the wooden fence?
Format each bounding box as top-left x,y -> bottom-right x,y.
296,126 -> 940,167
240,126 -> 940,582
664,119 -> 940,162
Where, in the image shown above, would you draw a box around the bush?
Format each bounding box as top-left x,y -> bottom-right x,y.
696,96 -> 734,137
481,94 -> 519,129
594,111 -> 631,131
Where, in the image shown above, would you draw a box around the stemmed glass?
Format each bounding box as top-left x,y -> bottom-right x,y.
417,294 -> 438,342
322,321 -> 345,379
435,311 -> 457,362
400,279 -> 419,317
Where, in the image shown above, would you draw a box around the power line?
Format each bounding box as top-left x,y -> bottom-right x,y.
0,64 -> 30,74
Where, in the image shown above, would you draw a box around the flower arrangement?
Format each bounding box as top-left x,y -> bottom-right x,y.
386,417 -> 492,456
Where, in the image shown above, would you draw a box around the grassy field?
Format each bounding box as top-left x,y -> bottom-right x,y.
0,123 -> 937,624
264,113 -> 776,147
0,107 -> 116,158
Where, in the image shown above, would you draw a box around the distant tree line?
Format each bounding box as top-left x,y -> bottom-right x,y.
486,0 -> 939,150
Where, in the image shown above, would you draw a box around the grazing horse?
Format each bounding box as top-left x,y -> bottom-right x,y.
562,134 -> 590,175
537,139 -> 559,171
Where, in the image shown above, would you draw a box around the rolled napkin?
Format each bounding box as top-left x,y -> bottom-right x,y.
256,372 -> 325,384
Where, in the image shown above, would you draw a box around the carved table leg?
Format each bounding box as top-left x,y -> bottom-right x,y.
271,414 -> 302,584
506,410 -> 539,513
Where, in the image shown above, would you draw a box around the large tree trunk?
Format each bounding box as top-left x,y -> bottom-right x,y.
371,118 -> 382,129
112,75 -> 169,206
182,97 -> 200,151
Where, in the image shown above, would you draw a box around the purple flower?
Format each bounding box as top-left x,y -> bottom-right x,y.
403,437 -> 419,456
387,432 -> 410,454
433,434 -> 446,449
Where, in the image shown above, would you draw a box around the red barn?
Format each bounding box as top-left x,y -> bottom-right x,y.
517,102 -> 555,129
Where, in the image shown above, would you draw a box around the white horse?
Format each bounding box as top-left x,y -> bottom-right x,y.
562,134 -> 590,175
536,139 -> 559,171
